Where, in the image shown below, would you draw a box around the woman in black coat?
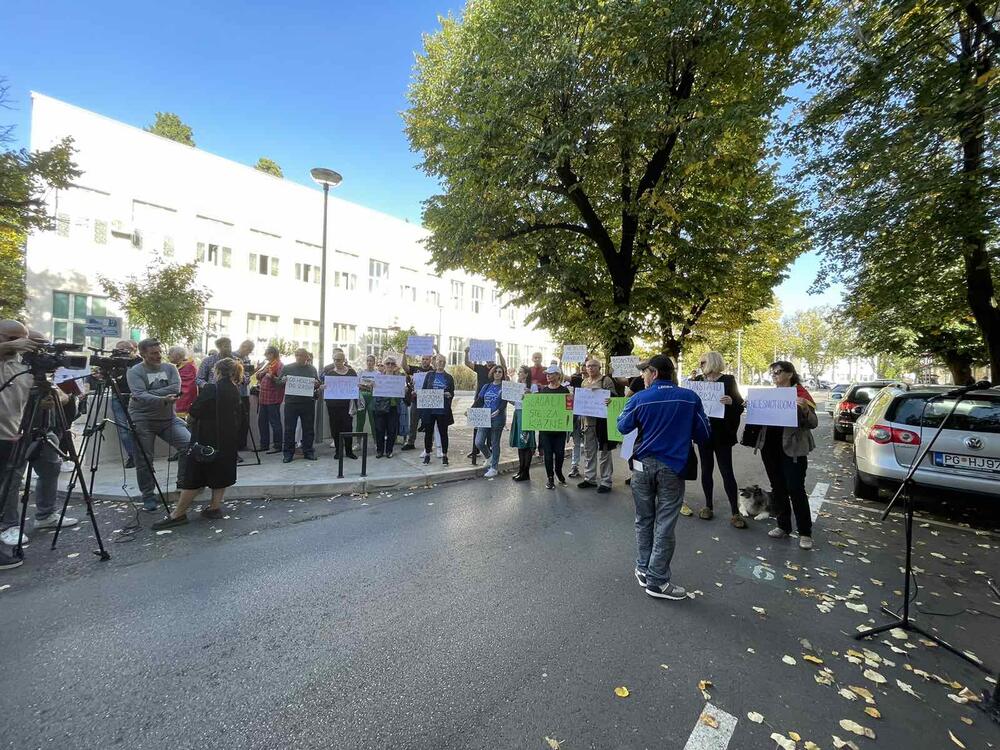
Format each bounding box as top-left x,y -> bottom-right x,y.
691,351 -> 746,527
418,354 -> 455,465
153,357 -> 242,530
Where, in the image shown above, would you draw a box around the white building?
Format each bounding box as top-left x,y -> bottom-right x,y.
25,93 -> 555,367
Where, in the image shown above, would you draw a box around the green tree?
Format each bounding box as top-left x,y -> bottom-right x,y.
783,308 -> 836,379
99,259 -> 212,345
697,301 -> 786,382
386,326 -> 417,355
267,337 -> 296,356
0,228 -> 26,319
797,0 -> 1000,379
255,157 -> 283,178
145,112 -> 195,146
405,0 -> 813,356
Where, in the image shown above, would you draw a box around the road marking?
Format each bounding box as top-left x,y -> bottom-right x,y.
683,702 -> 738,750
732,556 -> 783,589
809,482 -> 829,523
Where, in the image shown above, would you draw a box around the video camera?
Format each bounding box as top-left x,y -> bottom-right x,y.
21,342 -> 89,374
89,348 -> 141,373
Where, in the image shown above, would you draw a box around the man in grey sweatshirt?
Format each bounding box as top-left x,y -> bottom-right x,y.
127,339 -> 191,511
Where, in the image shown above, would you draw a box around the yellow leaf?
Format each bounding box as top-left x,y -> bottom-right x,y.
614,686 -> 629,698
863,668 -> 886,684
848,685 -> 875,703
770,733 -> 796,750
701,713 -> 719,729
839,719 -> 876,739
544,737 -> 563,749
832,737 -> 861,750
782,655 -> 797,666
864,707 -> 881,719
789,731 -> 802,741
960,717 -> 973,726
803,655 -> 824,665
804,743 -> 821,750
949,730 -> 967,748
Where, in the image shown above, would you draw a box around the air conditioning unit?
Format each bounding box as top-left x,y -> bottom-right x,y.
109,219 -> 134,238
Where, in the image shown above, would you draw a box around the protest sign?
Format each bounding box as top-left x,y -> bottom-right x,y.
53,366 -> 91,385
681,380 -> 726,419
469,339 -> 496,363
358,370 -> 378,382
521,393 -> 573,431
610,355 -> 640,377
745,387 -> 798,427
619,430 -> 638,460
501,380 -> 524,404
416,389 -> 445,409
560,345 -> 587,364
606,396 -> 628,441
572,387 -> 610,419
406,336 -> 435,356
411,371 -> 428,390
285,375 -> 316,398
467,408 -> 492,428
373,374 -> 407,398
324,375 -> 360,401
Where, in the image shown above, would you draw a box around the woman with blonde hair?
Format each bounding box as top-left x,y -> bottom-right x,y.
690,351 -> 746,528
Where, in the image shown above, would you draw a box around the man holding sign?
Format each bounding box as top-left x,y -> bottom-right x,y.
278,349 -> 321,463
616,355 -> 710,601
576,358 -> 619,493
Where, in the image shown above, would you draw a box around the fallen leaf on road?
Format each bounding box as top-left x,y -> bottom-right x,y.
839,719 -> 875,739
870,578 -> 883,586
659,664 -> 669,670
544,737 -> 563,749
845,601 -> 869,614
748,711 -> 764,723
614,686 -> 629,698
864,707 -> 881,719
948,730 -> 966,748
948,694 -> 968,705
782,655 -> 797,666
789,731 -> 801,741
832,737 -> 861,750
890,628 -> 908,640
698,679 -> 712,700
960,717 -> 973,726
803,655 -> 824,665
897,680 -> 922,700
848,686 -> 875,704
753,606 -> 767,616
155,530 -> 172,535
957,687 -> 981,703
770,733 -> 796,750
863,669 -> 886,684
701,713 -> 719,729
804,742 -> 821,750
838,688 -> 858,701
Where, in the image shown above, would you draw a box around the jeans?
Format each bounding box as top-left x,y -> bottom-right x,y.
283,400 -> 315,458
631,455 -> 685,587
423,414 -> 450,455
474,425 -> 504,471
258,403 -> 282,450
132,417 -> 191,501
570,418 -> 583,468
583,428 -> 613,487
111,396 -> 136,461
325,400 -> 353,455
538,431 -> 566,479
698,440 -> 739,514
0,440 -> 61,530
373,408 -> 399,455
762,437 -> 811,536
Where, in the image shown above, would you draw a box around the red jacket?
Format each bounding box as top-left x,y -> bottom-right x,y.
176,360 -> 198,415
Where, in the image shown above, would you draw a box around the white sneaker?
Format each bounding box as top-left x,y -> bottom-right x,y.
33,513 -> 80,530
420,450 -> 428,458
799,536 -> 814,550
436,449 -> 444,458
768,527 -> 789,539
483,468 -> 498,478
0,527 -> 27,546
329,440 -> 337,449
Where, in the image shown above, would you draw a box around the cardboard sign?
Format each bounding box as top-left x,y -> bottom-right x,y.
324,375 -> 360,401
745,387 -> 798,427
285,375 -> 316,397
417,388 -> 445,409
411,371 -> 428,390
406,336 -> 435,356
84,316 -> 122,338
681,380 -> 726,419
560,345 -> 587,364
467,407 -> 492,428
606,396 -> 628,441
521,393 -> 573,432
573,387 -> 610,419
501,380 -> 524,404
619,430 -> 638,460
373,374 -> 407,398
610,355 -> 640,377
469,338 -> 496,363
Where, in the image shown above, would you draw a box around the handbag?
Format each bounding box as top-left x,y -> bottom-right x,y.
740,423 -> 761,448
683,444 -> 698,480
183,384 -> 222,464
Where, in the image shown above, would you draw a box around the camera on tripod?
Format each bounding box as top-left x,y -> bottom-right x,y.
21,342 -> 89,374
90,349 -> 141,373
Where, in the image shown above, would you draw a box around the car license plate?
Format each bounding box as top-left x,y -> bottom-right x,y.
932,452 -> 1000,473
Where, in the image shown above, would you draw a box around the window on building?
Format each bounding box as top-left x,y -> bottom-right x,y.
94,220 -> 108,245
334,271 -> 357,290
471,285 -> 484,314
249,252 -> 277,275
295,263 -> 322,284
195,308 -> 232,354
508,307 -> 517,328
426,290 -> 440,307
163,235 -> 174,257
197,242 -> 231,267
246,313 -> 280,348
507,343 -> 519,364
51,291 -> 108,347
447,336 -> 467,366
400,284 -> 417,302
331,323 -> 359,361
293,318 -> 321,362
369,259 -> 389,293
450,280 -> 464,310
365,327 -> 389,357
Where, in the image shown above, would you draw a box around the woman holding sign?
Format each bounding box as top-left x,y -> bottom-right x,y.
419,354 -> 455,465
509,365 -> 536,481
538,365 -> 570,489
322,349 -> 358,460
690,351 -> 746,528
756,361 -> 818,550
372,356 -> 407,458
472,365 -> 507,478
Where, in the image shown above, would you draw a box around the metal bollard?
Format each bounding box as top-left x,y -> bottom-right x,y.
337,431 -> 369,478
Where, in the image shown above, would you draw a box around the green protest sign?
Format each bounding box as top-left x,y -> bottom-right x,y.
607,397 -> 628,441
521,393 -> 573,431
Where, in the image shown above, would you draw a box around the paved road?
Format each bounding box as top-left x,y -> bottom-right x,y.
2,406 -> 997,749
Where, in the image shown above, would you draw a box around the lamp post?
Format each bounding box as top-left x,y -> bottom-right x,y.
310,167 -> 342,436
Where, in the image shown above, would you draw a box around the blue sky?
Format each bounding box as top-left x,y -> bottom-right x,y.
1,0 -> 840,314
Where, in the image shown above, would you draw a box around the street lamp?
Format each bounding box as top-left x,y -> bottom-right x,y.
310,167 -> 342,436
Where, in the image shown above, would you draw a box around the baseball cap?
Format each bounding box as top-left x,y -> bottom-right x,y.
637,355 -> 675,378
544,365 -> 560,374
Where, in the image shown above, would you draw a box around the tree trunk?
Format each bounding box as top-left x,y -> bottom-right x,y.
943,350 -> 974,385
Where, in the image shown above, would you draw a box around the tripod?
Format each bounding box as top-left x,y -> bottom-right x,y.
0,369 -> 109,561
855,389 -> 992,676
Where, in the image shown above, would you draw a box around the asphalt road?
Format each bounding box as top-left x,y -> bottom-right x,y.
1,405 -> 998,750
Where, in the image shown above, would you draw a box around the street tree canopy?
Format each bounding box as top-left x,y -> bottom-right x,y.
405,0 -> 813,356
145,112 -> 195,146
255,157 -> 283,178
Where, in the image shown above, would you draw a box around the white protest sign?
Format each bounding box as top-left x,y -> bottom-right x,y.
324,375 -> 360,401
572,387 -> 610,418
745,387 -> 798,427
411,371 -> 428,390
373,374 -> 407,398
501,380 -> 524,404
406,336 -> 435,356
681,380 -> 726,419
610,355 -> 640,377
53,366 -> 91,385
619,430 -> 638,460
417,388 -> 445,409
285,375 -> 316,398
561,345 -> 587,364
469,339 -> 496,363
358,370 -> 378,390
467,407 -> 492,428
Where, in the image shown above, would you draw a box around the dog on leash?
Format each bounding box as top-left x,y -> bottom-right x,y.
739,485 -> 774,521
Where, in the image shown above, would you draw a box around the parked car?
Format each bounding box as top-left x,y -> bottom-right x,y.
853,384 -> 1000,500
825,383 -> 850,415
833,380 -> 902,441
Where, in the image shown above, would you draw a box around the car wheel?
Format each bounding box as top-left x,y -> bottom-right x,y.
833,428 -> 846,442
853,469 -> 878,501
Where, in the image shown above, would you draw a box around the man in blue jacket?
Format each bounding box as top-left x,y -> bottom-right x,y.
617,355 -> 710,600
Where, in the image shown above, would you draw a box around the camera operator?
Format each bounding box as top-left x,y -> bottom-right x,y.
127,338 -> 191,512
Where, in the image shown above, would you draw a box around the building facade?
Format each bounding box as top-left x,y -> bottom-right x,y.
26,93 -> 556,367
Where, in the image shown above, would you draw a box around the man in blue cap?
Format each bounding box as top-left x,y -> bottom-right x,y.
617,354 -> 710,600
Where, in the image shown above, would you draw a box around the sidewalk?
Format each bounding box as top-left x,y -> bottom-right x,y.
64,394 -> 524,502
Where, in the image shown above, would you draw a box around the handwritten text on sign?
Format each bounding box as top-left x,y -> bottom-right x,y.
469,339 -> 496,363
745,387 -> 798,427
681,380 -> 725,419
467,407 -> 492,428
416,389 -> 445,409
560,345 -> 587,364
284,376 -> 317,398
406,336 -> 435,356
521,394 -> 573,431
324,376 -> 360,401
373,374 -> 407,398
573,387 -> 610,419
501,380 -> 524,404
610,356 -> 640,377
